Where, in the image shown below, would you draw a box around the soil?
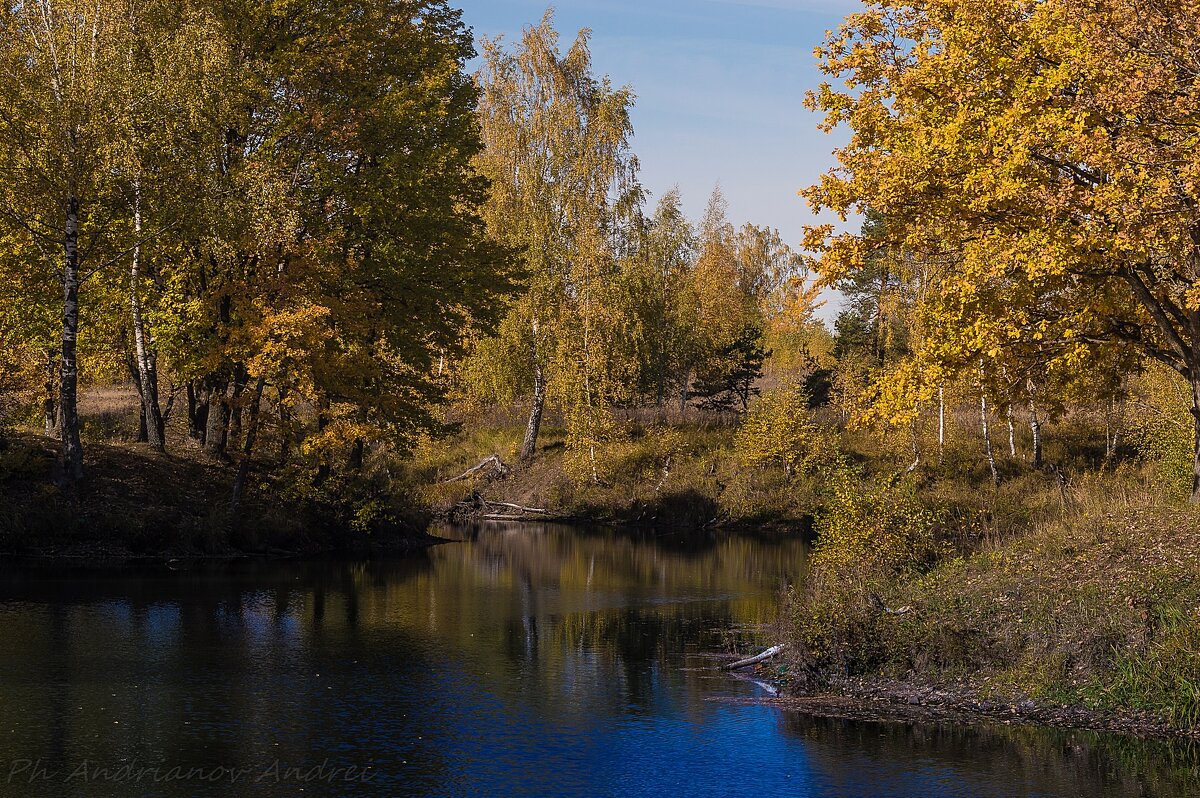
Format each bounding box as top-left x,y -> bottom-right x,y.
717,666 -> 1197,740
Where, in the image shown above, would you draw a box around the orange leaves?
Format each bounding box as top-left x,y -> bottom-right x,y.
245,301 -> 333,379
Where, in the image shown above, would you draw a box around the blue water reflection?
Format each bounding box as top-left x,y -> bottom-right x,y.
0,523 -> 1194,797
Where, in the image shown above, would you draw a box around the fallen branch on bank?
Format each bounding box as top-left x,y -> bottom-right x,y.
443,455 -> 510,483
869,593 -> 914,616
722,644 -> 786,671
452,492 -> 564,522
486,501 -> 550,514
479,514 -> 550,521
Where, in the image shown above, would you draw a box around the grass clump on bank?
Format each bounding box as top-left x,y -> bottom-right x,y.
784,450 -> 1200,732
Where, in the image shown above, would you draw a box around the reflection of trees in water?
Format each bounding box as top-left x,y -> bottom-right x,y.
0,559 -> 454,794
0,527 -> 804,790
1,531 -> 1194,798
354,524 -> 811,725
443,522 -> 809,596
778,713 -> 1200,798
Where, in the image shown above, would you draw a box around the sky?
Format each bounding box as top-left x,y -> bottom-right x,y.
453,0 -> 864,319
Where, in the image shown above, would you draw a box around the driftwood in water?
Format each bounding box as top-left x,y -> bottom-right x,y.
479,514 -> 547,521
722,644 -> 786,671
476,502 -> 555,521
453,492 -> 560,522
443,455 -> 510,483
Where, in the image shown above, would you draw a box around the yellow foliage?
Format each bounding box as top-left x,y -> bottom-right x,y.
803,0 -> 1200,482
735,381 -> 831,478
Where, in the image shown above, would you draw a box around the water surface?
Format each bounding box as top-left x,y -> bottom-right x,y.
0,523 -> 1195,797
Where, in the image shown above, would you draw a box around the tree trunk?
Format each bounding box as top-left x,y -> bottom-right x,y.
906,415 -> 921,472
227,365 -> 248,445
129,183 -> 165,450
187,381 -> 209,444
875,268 -> 888,364
937,386 -> 945,464
204,379 -> 230,459
518,361 -> 546,463
277,384 -> 291,464
678,366 -> 691,415
43,350 -> 59,439
60,195 -> 84,483
230,375 -> 267,516
1191,377 -> 1200,504
314,397 -> 331,485
1104,395 -> 1122,463
655,351 -> 666,410
347,408 -> 367,473
980,373 -> 998,485
348,439 -> 365,473
137,401 -> 148,443
1006,404 -> 1017,458
125,349 -> 149,443
1029,400 -> 1043,468
722,644 -> 786,671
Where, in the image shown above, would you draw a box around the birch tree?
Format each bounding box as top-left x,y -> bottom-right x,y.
0,0 -> 135,481
475,11 -> 638,464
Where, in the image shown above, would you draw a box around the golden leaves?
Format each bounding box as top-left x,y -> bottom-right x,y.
803,0 -> 1200,423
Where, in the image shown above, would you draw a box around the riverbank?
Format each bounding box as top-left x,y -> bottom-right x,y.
723,673 -> 1198,741
406,413 -> 821,531
413,412 -> 1200,738
780,477 -> 1200,739
0,433 -> 435,562
8,397 -> 1199,741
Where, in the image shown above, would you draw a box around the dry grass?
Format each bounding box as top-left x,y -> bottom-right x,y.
784,426 -> 1200,730
404,412 -> 820,529
77,384 -> 143,442
880,485 -> 1200,726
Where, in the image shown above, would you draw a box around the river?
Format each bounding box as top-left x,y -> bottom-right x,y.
0,523 -> 1195,797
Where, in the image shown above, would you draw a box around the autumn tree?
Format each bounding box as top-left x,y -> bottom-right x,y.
805,0 -> 1200,496
610,189 -> 697,408
0,0 -> 141,480
681,187 -> 810,412
833,210 -> 914,367
0,0 -> 515,506
474,11 -> 639,464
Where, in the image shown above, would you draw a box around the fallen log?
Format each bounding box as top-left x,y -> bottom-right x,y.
721,644 -> 786,671
479,514 -> 556,522
443,455 -> 509,484
485,501 -> 550,514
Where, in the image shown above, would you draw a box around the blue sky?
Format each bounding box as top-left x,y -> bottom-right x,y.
454,0 -> 863,317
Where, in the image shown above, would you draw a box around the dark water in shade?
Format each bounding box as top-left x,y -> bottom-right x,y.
0,523 -> 1196,798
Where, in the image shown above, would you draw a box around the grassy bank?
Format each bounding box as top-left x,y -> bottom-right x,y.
783,479 -> 1200,732
780,432 -> 1200,736
0,432 -> 433,559
0,388 -> 433,560
404,408 -> 823,531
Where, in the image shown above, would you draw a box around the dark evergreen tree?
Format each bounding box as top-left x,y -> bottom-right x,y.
690,326 -> 768,414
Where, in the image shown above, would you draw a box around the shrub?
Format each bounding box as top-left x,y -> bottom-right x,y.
789,467 -> 944,679
734,380 -> 832,478
1125,365 -> 1193,495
